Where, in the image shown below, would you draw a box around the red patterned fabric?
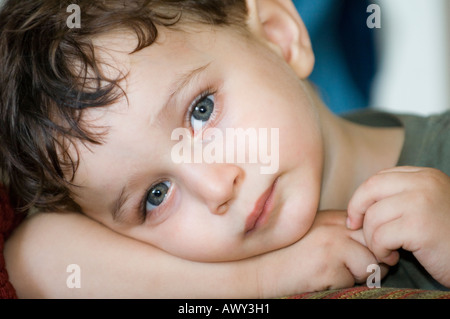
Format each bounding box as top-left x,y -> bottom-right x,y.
0,185 -> 24,299
286,286 -> 450,299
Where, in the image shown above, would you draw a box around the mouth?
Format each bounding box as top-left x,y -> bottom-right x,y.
245,178 -> 278,234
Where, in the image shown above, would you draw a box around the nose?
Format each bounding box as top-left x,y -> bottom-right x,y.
181,163 -> 243,215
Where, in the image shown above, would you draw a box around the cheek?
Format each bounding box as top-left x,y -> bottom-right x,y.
150,215 -> 239,262
275,128 -> 324,244
278,105 -> 324,178
272,185 -> 318,249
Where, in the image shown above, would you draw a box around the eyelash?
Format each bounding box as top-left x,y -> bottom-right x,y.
139,88 -> 220,222
138,179 -> 174,224
184,88 -> 219,135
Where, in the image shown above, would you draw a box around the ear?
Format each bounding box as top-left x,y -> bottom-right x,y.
246,0 -> 315,79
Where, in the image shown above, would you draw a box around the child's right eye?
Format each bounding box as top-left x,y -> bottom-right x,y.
190,93 -> 215,132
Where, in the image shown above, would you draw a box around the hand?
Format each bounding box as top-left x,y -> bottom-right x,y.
347,166 -> 450,287
256,210 -> 384,297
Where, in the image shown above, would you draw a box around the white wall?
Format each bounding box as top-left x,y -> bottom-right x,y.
370,0 -> 450,115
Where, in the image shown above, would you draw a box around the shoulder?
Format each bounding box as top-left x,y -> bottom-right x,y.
344,109 -> 450,173
408,111 -> 450,173
393,110 -> 450,173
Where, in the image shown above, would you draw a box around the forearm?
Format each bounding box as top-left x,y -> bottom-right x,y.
5,212 -> 259,298
5,210 -> 374,298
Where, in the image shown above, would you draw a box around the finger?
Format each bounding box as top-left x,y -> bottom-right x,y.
346,232 -> 390,283
382,251 -> 400,266
347,170 -> 423,229
368,218 -> 404,266
361,194 -> 406,249
377,166 -> 423,174
342,236 -> 380,284
315,210 -> 348,226
349,228 -> 366,247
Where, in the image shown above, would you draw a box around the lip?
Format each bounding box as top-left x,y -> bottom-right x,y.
245,178 -> 278,234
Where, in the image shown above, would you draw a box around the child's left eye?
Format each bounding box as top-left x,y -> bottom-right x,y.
190,94 -> 215,131
145,181 -> 171,212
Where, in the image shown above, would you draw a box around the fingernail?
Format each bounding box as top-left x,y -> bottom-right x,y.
346,217 -> 351,229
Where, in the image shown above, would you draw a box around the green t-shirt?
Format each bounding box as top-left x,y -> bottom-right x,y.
345,109 -> 450,290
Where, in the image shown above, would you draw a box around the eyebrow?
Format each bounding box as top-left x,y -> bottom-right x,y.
167,62 -> 211,101
110,62 -> 211,223
111,186 -> 132,223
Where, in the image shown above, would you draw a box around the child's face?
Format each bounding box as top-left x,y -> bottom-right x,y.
71,25 -> 324,262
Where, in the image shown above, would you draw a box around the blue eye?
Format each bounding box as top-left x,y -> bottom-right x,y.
146,181 -> 171,212
190,94 -> 215,131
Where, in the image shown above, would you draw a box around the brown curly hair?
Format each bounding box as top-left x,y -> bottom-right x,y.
0,0 -> 248,213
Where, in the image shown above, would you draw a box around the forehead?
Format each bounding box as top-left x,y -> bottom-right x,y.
91,27 -> 212,83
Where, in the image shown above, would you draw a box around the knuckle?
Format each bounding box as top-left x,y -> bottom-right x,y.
364,204 -> 376,224
419,168 -> 442,188
414,190 -> 433,208
364,174 -> 380,190
370,230 -> 384,252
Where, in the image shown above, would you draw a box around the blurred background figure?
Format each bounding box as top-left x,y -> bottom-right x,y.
294,0 -> 450,115
294,0 -> 377,114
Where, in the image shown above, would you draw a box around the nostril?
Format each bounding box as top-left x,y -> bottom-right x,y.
216,202 -> 229,215
233,171 -> 243,187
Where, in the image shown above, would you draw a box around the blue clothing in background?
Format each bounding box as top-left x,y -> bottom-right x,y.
294,0 -> 377,114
